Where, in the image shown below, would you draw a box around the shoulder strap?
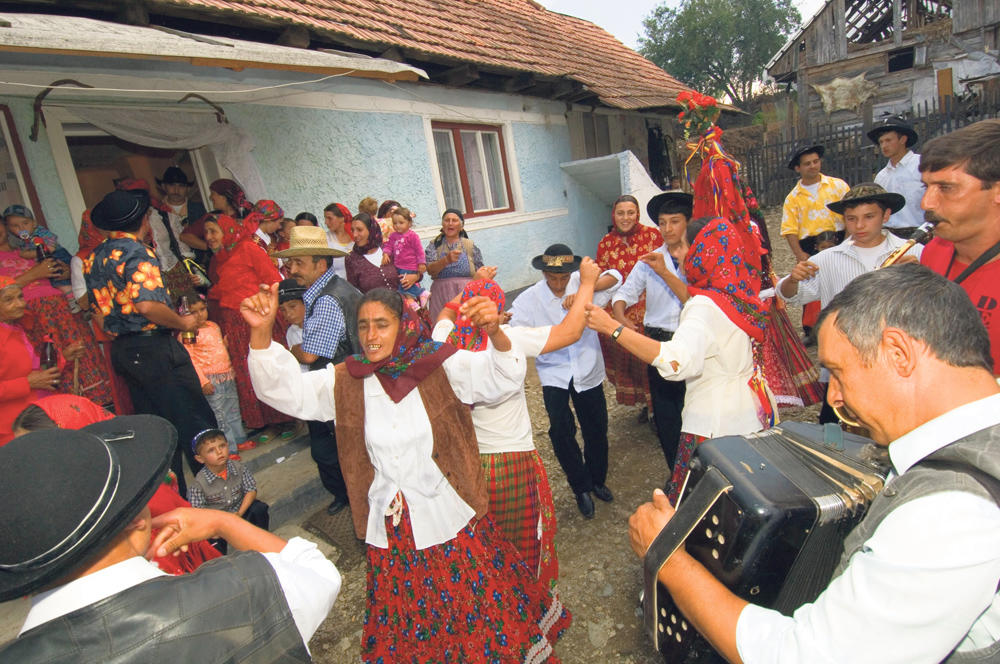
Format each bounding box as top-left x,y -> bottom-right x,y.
916,458 -> 1000,507
461,238 -> 476,278
953,240 -> 1000,285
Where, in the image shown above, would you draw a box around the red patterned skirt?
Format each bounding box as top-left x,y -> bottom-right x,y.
215,307 -> 292,430
481,450 -> 560,591
665,433 -> 708,505
362,496 -> 570,663
22,295 -> 113,408
599,301 -> 651,409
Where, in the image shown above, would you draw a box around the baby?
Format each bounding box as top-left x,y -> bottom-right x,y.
3,205 -> 79,312
383,207 -> 428,306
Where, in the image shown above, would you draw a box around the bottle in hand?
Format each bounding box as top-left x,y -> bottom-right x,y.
39,335 -> 57,370
178,295 -> 197,345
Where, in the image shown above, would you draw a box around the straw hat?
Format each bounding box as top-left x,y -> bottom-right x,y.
274,225 -> 348,258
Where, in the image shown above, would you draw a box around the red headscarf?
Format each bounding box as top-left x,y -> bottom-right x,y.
345,297 -> 456,403
446,280 -> 505,352
253,199 -> 284,223
76,210 -> 106,260
209,179 -> 253,216
210,213 -> 259,265
34,394 -> 113,429
332,203 -> 353,227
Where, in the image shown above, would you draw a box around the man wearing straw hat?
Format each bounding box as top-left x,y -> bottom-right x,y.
275,226 -> 356,516
869,116 -> 924,240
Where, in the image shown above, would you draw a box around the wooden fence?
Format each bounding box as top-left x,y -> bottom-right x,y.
744,88 -> 1000,207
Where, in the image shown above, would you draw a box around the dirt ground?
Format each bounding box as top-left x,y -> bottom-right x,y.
305,207 -> 820,662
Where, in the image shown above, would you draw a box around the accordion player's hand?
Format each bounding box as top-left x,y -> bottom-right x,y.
628,488 -> 676,558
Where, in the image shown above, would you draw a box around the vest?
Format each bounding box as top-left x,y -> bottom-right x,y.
0,552 -> 310,663
306,273 -> 362,371
191,459 -> 249,513
833,423 -> 1000,663
332,363 -> 488,539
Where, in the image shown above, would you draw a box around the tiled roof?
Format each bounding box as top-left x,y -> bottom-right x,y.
151,0 -> 693,110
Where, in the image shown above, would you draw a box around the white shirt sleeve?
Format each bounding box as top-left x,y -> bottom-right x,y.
612,264 -> 647,308
650,301 -> 713,380
504,324 -> 550,358
592,268 -> 623,308
776,271 -> 820,307
735,491 -> 1000,664
70,255 -> 88,300
248,341 -> 337,422
431,319 -> 454,342
261,536 -> 342,649
443,346 -> 526,405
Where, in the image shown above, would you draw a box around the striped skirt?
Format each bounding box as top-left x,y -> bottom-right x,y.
666,432 -> 708,505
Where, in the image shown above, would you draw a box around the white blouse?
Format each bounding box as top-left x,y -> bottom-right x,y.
248,341 -> 526,549
651,295 -> 770,439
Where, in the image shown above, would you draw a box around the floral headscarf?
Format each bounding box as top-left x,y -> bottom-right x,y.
446,279 -> 505,352
76,210 -> 106,259
209,179 -> 253,217
253,199 -> 284,223
351,212 -> 383,254
344,296 -> 457,403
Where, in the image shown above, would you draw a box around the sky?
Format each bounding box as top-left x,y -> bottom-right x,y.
537,0 -> 827,50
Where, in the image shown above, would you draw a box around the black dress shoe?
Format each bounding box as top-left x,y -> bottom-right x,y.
592,484 -> 614,503
326,497 -> 348,516
575,491 -> 595,518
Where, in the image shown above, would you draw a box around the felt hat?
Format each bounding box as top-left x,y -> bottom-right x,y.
278,278 -> 306,304
826,182 -> 906,216
787,143 -> 825,170
867,116 -> 919,148
91,189 -> 150,231
273,226 -> 348,258
646,190 -> 694,223
531,243 -> 581,273
0,415 -> 176,601
156,166 -> 196,187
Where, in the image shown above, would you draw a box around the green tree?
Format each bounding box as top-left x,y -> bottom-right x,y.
639,0 -> 801,108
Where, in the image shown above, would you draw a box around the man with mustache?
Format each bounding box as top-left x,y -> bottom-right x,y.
919,119 -> 1000,374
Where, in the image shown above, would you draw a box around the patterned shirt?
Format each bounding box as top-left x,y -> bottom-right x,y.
188,459 -> 257,513
302,268 -> 347,360
424,240 -> 483,279
780,174 -> 850,239
83,232 -> 171,335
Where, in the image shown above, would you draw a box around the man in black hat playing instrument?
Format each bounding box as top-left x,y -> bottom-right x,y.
84,188 -> 218,498
509,243 -> 621,518
869,116 -> 925,239
0,415 -> 341,661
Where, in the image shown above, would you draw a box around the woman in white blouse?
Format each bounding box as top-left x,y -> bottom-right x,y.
242,285 -> 570,662
585,217 -> 777,503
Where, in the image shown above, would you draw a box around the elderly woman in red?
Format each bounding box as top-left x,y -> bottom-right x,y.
595,194 -> 663,418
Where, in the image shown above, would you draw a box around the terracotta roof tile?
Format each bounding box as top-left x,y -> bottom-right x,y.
152,0 -> 691,109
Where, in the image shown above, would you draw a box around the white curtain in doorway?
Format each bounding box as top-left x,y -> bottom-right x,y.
66,106 -> 266,200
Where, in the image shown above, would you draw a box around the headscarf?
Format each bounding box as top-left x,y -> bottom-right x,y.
611,195 -> 642,237
210,212 -> 259,264
433,208 -> 469,248
209,179 -> 253,217
351,212 -> 383,254
0,275 -> 16,290
252,199 -> 284,223
331,203 -> 353,227
344,297 -> 457,403
34,395 -> 112,429
684,218 -> 768,342
446,280 -> 505,352
76,210 -> 106,259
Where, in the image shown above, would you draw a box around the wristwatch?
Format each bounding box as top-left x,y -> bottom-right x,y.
611,324 -> 625,342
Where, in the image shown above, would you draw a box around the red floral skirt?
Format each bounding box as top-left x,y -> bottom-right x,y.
598,302 -> 651,409
22,295 -> 113,408
215,307 -> 291,430
362,497 -> 570,663
665,433 -> 708,505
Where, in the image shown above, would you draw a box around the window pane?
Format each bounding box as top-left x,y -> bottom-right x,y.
480,132 -> 507,209
433,130 -> 464,212
460,131 -> 489,212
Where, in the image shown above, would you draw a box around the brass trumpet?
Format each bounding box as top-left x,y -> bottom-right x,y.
879,219 -> 938,268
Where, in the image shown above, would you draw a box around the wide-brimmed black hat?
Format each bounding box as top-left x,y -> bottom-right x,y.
0,415 -> 175,601
531,243 -> 581,273
278,278 -> 306,304
646,190 -> 694,222
787,143 -> 825,170
867,116 -> 919,148
156,166 -> 196,187
827,182 -> 906,215
91,189 -> 150,231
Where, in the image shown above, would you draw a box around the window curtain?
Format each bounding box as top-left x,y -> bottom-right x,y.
64,106 -> 266,200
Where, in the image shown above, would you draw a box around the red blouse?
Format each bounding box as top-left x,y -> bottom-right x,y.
207,240 -> 282,311
596,225 -> 663,279
0,323 -> 38,445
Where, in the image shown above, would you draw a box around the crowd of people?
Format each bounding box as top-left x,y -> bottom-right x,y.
0,115 -> 999,663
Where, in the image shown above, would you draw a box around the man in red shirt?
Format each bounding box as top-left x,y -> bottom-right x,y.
919,119 -> 1000,373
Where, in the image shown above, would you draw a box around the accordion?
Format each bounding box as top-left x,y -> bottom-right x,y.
642,422 -> 891,663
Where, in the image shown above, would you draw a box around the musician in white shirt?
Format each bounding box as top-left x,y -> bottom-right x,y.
628,265 -> 1000,664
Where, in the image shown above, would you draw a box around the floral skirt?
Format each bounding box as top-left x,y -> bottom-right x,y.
22,295 -> 113,408
665,433 -> 708,505
362,496 -> 570,664
216,307 -> 291,430
598,302 -> 651,409
481,450 -> 560,591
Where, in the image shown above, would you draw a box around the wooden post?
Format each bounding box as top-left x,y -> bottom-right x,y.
893,0 -> 903,45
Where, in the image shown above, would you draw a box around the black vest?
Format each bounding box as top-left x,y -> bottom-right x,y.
0,552 -> 310,663
306,272 -> 362,371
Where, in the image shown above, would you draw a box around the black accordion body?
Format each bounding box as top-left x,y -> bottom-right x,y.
643,422 -> 891,662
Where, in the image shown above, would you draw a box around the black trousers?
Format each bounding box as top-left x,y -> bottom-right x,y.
111,332 -> 218,499
214,499 -> 270,554
645,327 -> 686,470
541,380 -> 609,495
307,419 -> 348,502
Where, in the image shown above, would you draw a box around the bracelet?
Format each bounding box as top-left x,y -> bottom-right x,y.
611,324 -> 625,342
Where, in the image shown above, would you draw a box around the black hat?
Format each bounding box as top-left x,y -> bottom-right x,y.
867,116 -> 919,148
646,190 -> 694,223
278,278 -> 306,304
531,243 -> 581,273
156,166 -> 196,187
826,182 -> 906,216
0,415 -> 176,601
91,190 -> 150,231
787,143 -> 825,170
